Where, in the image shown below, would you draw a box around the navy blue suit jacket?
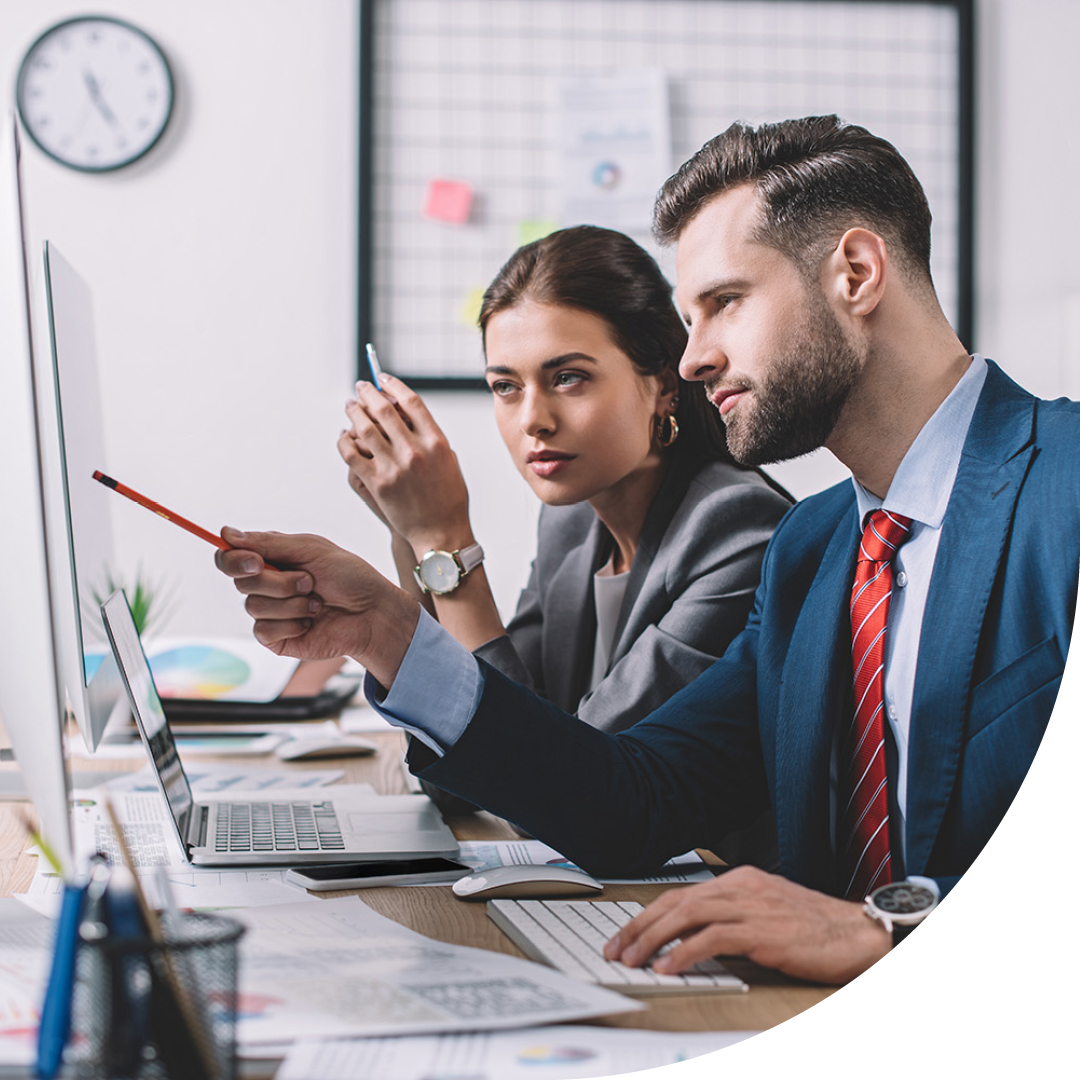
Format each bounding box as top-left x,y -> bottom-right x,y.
416,363 -> 1079,897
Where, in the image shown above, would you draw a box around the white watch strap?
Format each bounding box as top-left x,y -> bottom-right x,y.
455,542 -> 484,575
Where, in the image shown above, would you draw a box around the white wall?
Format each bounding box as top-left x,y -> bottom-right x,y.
974,0 -> 1080,401
1,0 -> 1075,638
2,0 -> 536,638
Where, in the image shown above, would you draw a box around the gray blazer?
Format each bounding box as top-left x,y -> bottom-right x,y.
475,451 -> 791,733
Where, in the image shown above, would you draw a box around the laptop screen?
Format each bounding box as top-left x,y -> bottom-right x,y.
100,590 -> 194,843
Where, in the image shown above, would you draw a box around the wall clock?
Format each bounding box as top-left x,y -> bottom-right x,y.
16,15 -> 174,172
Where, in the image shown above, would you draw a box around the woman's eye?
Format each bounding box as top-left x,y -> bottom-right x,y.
488,380 -> 517,397
554,370 -> 585,388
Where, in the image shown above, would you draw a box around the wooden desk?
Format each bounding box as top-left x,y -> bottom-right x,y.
0,727 -> 834,1038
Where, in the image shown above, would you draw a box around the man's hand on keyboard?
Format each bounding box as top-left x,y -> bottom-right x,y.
216,527 -> 420,687
602,865 -> 891,985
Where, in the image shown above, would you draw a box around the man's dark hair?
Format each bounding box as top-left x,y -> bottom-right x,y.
653,116 -> 934,288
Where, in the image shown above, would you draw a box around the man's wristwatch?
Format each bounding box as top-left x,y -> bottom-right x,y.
413,543 -> 484,595
863,877 -> 940,941
864,881 -> 941,933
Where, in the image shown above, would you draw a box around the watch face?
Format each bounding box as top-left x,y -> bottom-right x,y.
870,882 -> 937,916
418,551 -> 461,594
16,16 -> 174,172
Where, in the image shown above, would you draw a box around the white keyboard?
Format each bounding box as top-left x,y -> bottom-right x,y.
488,899 -> 747,996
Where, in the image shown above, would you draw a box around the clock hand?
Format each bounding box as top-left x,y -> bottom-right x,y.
82,70 -> 119,127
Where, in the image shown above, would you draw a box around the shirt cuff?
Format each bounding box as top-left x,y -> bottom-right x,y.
363,607 -> 483,756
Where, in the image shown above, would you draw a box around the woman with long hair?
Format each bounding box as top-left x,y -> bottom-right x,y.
339,227 -> 789,857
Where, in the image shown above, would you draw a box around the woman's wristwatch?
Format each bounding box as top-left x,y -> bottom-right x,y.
413,543 -> 484,595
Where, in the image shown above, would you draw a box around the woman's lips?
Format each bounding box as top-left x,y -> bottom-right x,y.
527,450 -> 576,478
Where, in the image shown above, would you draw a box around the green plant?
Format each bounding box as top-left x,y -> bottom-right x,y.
87,564 -> 175,638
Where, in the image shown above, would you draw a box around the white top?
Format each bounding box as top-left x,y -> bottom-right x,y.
588,558 -> 631,693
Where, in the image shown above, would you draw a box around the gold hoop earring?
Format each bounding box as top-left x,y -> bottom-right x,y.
657,413 -> 679,448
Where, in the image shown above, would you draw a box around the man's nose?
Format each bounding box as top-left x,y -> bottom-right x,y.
679,329 -> 727,384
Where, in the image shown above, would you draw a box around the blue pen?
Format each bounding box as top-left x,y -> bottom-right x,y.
35,864 -> 95,1079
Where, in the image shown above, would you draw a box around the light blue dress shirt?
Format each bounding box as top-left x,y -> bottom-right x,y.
845,354 -> 987,861
368,353 -> 990,827
364,607 -> 481,755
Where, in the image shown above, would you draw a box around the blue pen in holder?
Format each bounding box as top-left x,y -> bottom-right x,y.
35,878 -> 90,1080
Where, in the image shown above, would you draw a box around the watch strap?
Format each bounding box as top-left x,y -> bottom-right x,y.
455,542 -> 484,575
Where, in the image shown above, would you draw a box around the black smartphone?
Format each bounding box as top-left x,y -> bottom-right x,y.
285,857 -> 471,891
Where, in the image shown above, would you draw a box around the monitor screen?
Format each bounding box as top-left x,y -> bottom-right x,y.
0,115 -> 73,872
35,240 -> 122,752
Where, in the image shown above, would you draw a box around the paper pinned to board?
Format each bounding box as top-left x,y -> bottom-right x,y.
556,69 -> 671,234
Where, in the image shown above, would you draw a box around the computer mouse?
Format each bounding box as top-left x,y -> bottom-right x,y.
275,734 -> 378,761
451,863 -> 603,901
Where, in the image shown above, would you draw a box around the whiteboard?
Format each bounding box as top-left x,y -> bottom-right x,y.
359,0 -> 973,386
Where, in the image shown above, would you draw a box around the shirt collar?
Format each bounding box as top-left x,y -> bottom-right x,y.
853,355 -> 988,530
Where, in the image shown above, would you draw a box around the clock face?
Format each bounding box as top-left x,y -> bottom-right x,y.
16,16 -> 174,172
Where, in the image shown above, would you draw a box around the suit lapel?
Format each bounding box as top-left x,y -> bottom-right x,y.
543,515 -> 606,710
774,508 -> 860,894
904,365 -> 1037,874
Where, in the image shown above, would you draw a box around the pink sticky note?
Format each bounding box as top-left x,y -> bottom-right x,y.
423,178 -> 473,224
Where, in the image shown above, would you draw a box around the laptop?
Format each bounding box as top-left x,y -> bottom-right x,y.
99,590 -> 459,867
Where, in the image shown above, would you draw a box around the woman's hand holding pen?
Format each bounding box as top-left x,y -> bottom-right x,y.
338,375 -> 475,555
215,527 -> 419,688
336,373 -> 506,651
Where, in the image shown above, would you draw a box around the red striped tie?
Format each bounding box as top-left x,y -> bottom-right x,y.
842,509 -> 912,901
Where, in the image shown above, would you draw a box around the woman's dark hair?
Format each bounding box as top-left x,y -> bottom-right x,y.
478,224 -> 736,464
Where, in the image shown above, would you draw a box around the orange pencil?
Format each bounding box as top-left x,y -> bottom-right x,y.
92,471 -> 231,553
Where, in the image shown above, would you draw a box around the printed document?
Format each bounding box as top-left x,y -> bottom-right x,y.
456,839 -> 715,885
232,898 -> 639,1050
276,1025 -> 759,1080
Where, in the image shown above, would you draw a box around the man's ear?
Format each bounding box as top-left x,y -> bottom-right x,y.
824,228 -> 888,317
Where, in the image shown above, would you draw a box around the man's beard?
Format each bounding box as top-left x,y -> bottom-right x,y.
714,302 -> 861,467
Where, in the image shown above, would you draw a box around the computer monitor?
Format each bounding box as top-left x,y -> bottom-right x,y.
0,115 -> 73,874
35,239 -> 123,752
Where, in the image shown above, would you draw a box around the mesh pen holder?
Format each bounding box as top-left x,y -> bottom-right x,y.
71,912 -> 244,1080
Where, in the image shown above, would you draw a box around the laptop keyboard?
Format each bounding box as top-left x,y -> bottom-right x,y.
214,800 -> 345,854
